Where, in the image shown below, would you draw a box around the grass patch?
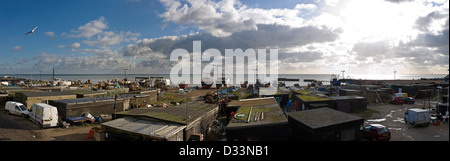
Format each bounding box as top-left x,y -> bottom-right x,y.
356,109 -> 380,119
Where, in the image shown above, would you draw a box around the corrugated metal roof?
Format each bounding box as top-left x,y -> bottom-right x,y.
102,117 -> 185,140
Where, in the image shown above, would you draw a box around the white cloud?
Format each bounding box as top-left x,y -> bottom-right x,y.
58,42 -> 81,48
12,46 -> 22,51
295,4 -> 317,10
69,16 -> 108,39
44,31 -> 56,39
159,0 -> 306,37
83,31 -> 140,46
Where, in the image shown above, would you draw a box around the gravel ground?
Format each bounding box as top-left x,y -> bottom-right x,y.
362,100 -> 449,141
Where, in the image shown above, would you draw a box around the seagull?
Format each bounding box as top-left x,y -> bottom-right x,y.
25,26 -> 38,35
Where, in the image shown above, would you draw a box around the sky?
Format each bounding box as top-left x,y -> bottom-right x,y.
0,0 -> 448,75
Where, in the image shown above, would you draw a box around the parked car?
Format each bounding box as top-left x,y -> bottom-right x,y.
361,124 -> 391,141
4,101 -> 29,117
29,103 -> 59,128
404,97 -> 415,104
404,108 -> 430,127
389,96 -> 404,105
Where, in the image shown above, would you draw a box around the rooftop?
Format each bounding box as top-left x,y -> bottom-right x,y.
20,91 -> 76,97
227,97 -> 288,129
116,101 -> 217,124
287,108 -> 363,130
101,117 -> 185,140
295,94 -> 331,102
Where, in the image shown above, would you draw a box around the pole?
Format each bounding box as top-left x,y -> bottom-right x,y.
123,69 -> 128,79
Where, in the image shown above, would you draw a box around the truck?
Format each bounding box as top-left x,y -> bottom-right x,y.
29,103 -> 59,128
404,108 -> 431,127
4,101 -> 29,117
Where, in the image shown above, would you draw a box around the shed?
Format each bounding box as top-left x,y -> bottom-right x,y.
116,102 -> 218,141
15,91 -> 77,109
69,90 -> 108,98
259,87 -> 290,107
101,117 -> 185,141
293,94 -> 333,111
330,96 -> 367,113
48,96 -> 130,119
339,89 -> 361,96
287,108 -> 364,141
226,97 -> 288,141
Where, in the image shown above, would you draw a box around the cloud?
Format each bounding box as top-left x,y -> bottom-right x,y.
295,4 -> 318,10
58,42 -> 81,48
67,17 -> 140,46
123,24 -> 341,57
158,0 -> 306,37
83,31 -> 140,46
69,16 -> 108,39
12,46 -> 22,51
44,32 -> 57,39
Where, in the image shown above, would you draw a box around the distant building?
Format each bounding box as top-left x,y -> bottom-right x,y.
15,91 -> 77,109
287,108 -> 364,141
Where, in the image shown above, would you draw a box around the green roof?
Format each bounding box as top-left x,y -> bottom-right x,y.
296,94 -> 331,102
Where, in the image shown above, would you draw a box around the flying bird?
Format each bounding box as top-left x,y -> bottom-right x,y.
25,26 -> 38,35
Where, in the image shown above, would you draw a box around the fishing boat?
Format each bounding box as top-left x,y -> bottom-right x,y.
330,74 -> 341,86
178,81 -> 188,89
201,77 -> 214,89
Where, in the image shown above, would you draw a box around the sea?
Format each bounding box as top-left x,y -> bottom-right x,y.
2,73 -> 447,86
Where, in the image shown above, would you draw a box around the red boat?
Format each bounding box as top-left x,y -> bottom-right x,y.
178,81 -> 188,89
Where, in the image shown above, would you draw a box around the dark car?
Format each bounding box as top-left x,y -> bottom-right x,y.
361,124 -> 391,141
404,97 -> 415,104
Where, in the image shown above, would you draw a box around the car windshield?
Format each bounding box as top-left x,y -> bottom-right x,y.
379,127 -> 389,133
19,105 -> 27,111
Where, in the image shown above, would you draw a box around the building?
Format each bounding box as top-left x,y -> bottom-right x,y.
15,91 -> 77,109
293,94 -> 333,111
330,96 -> 367,113
101,117 -> 185,141
259,87 -> 290,107
68,90 -> 108,98
114,101 -> 218,141
339,89 -> 361,96
48,96 -> 130,119
226,97 -> 289,141
287,108 -> 364,141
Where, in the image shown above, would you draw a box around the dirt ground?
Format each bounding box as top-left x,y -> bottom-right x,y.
0,108 -> 99,141
359,100 -> 449,141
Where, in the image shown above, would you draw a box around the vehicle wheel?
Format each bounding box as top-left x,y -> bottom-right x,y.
404,119 -> 407,123
5,110 -> 10,115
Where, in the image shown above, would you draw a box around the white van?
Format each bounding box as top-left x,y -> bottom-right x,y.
29,103 -> 59,128
404,108 -> 430,127
5,101 -> 29,117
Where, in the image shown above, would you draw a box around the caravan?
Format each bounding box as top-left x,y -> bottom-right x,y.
29,103 -> 59,128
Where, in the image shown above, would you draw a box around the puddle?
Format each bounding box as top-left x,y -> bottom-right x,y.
402,133 -> 414,141
388,127 -> 403,131
393,117 -> 405,123
367,118 -> 386,122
